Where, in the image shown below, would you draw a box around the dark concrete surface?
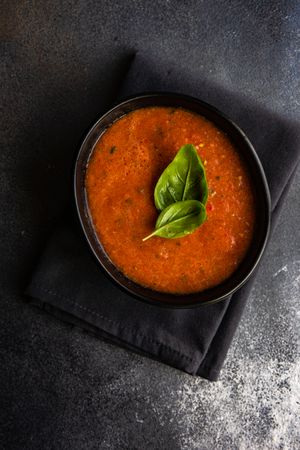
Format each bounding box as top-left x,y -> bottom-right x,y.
1,1 -> 299,449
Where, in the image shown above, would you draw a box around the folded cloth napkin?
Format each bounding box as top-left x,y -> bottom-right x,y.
26,53 -> 300,380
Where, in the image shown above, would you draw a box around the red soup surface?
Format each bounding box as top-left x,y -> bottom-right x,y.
86,107 -> 255,294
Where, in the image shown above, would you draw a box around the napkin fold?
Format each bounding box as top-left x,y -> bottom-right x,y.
26,54 -> 300,380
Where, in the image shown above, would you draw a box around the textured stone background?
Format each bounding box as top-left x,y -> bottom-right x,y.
1,1 -> 299,449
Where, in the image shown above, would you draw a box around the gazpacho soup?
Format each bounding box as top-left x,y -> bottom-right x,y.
85,107 -> 255,294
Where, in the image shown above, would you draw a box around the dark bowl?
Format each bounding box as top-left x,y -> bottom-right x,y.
74,93 -> 271,308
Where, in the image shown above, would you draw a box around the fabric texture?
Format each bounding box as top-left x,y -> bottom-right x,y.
26,53 -> 300,380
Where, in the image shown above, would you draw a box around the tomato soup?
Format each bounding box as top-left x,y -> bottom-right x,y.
85,107 -> 255,294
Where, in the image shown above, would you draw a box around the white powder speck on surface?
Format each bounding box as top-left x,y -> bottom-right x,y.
273,265 -> 288,277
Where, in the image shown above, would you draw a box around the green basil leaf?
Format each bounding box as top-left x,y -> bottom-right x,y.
143,200 -> 206,241
154,144 -> 208,210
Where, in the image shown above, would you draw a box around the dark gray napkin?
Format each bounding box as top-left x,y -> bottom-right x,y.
26,54 -> 300,380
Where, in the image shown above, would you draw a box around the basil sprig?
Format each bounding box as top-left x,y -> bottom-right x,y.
154,144 -> 208,210
143,144 -> 208,241
143,200 -> 206,241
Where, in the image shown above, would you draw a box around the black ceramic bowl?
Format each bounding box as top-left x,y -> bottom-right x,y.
74,93 -> 271,308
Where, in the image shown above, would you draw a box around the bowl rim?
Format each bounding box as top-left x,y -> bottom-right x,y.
74,92 -> 271,308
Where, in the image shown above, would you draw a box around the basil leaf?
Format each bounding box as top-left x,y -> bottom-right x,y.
154,144 -> 208,210
143,200 -> 206,241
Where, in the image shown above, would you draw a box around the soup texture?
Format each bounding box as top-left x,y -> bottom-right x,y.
86,107 -> 255,294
